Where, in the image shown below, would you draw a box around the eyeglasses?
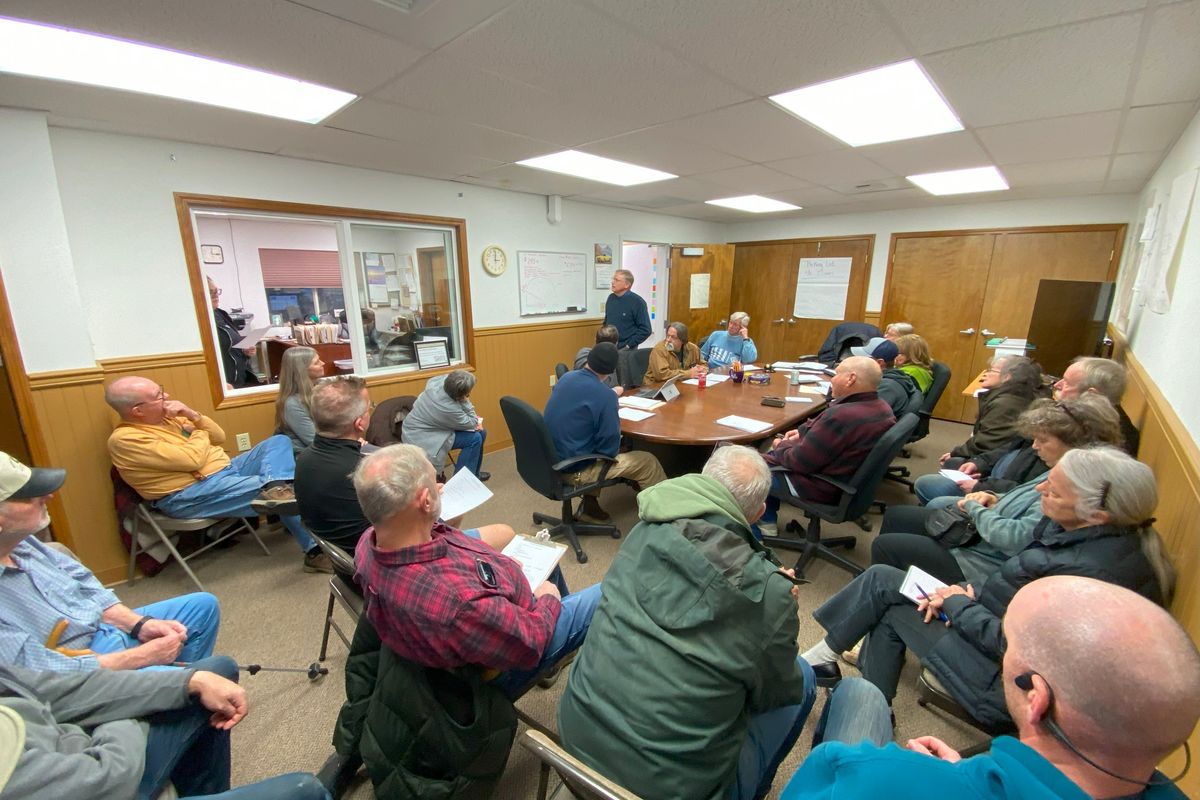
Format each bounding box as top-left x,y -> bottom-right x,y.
132,385 -> 166,409
984,367 -> 1002,375
209,288 -> 222,297
1055,401 -> 1085,430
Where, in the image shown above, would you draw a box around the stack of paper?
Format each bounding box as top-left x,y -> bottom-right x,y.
618,407 -> 655,422
502,534 -> 568,590
439,468 -> 493,521
714,415 -> 772,434
619,396 -> 665,410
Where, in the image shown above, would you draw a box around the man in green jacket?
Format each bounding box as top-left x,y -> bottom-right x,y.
558,445 -> 816,800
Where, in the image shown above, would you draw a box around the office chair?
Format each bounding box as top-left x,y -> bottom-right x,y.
499,396 -> 623,564
555,362 -> 569,380
762,413 -> 919,578
313,536 -> 363,662
887,361 -> 952,488
522,730 -> 644,800
618,347 -> 653,389
917,668 -> 1013,758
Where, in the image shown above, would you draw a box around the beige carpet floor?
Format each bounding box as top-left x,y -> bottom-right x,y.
112,418 -> 988,799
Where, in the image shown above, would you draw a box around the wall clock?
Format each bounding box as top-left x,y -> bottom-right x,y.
481,245 -> 507,276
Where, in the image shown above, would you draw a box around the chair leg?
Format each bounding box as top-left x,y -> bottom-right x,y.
319,588 -> 336,662
762,517 -> 863,578
140,508 -> 207,593
127,515 -> 140,585
239,518 -> 271,555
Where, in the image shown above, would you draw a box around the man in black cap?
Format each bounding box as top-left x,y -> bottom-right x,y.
544,342 -> 666,521
0,451 -> 221,672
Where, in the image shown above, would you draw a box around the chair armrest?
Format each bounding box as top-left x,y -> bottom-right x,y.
553,453 -> 618,473
814,474 -> 856,494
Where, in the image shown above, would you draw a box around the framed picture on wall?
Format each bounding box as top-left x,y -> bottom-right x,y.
414,338 -> 450,369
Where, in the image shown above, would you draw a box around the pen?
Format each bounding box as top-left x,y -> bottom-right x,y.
915,582 -> 950,623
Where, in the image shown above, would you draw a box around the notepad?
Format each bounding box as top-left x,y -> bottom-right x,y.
618,407 -> 655,421
715,414 -> 772,434
784,396 -> 813,403
502,534 -> 568,590
439,468 -> 493,521
683,373 -> 729,385
619,396 -> 665,410
898,565 -> 950,605
939,469 -> 974,483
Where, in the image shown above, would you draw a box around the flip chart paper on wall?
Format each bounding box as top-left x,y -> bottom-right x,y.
690,273 -> 710,309
518,250 -> 588,316
1137,168 -> 1198,314
793,257 -> 851,319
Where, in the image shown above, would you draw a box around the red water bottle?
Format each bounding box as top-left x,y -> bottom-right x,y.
698,371 -> 707,389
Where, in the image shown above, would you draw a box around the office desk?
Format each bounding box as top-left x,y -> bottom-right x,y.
962,370 -> 988,397
265,339 -> 350,382
620,372 -> 826,446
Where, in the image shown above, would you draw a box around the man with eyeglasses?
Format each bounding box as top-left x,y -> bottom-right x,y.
780,575 -> 1199,799
105,376 -> 332,574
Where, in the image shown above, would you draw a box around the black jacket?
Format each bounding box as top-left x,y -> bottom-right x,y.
951,382 -> 1039,458
877,368 -> 923,418
816,322 -> 882,365
924,518 -> 1164,728
213,308 -> 258,388
968,439 -> 1050,495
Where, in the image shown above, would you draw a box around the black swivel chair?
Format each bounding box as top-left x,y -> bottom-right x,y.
762,413 -> 920,578
555,362 -> 569,380
499,396 -> 623,564
888,361 -> 952,488
617,347 -> 653,389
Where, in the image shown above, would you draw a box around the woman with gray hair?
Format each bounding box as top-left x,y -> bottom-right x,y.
644,321 -> 705,383
700,312 -> 757,369
401,369 -> 489,481
942,355 -> 1044,461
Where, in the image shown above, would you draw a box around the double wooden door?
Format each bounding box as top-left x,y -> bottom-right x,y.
730,237 -> 873,364
882,226 -> 1124,422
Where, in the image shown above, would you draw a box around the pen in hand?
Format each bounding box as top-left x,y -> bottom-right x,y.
916,583 -> 950,623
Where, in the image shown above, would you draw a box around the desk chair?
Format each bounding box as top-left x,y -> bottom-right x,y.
500,396 -> 622,564
555,362 -> 569,380
618,347 -> 652,389
917,668 -> 1012,758
314,536 -> 363,662
522,730 -> 644,800
888,361 -> 953,488
763,413 -> 919,578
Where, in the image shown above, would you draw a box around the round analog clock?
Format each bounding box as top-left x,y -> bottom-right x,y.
481,245 -> 507,276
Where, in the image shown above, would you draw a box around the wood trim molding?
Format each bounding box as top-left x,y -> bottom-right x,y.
98,352 -> 208,372
475,317 -> 603,337
730,233 -> 876,247
888,222 -> 1127,240
27,367 -> 106,390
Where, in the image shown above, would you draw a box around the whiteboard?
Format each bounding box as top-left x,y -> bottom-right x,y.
518,251 -> 588,316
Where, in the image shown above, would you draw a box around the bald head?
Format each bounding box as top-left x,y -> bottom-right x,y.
832,356 -> 882,399
1004,576 -> 1200,762
105,376 -> 159,418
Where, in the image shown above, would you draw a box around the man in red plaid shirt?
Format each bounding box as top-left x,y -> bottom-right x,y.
352,443 -> 601,697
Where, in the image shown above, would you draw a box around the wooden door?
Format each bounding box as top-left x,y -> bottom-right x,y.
782,238 -> 873,358
416,247 -> 448,326
667,244 -> 735,345
882,234 -> 994,421
731,242 -> 795,362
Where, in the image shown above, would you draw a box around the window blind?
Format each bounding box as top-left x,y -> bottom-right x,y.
259,248 -> 341,288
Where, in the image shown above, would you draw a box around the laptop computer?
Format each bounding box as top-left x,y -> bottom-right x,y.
635,373 -> 684,401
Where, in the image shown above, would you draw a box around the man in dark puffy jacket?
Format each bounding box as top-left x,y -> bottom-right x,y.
852,337 -> 922,418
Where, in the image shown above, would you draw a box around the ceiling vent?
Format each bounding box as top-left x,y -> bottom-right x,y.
369,0 -> 437,11
835,177 -> 911,195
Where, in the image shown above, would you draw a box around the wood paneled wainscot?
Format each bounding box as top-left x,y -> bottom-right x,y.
26,319 -> 601,585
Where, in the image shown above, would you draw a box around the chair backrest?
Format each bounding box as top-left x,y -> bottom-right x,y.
364,395 -> 417,447
520,731 -> 644,800
555,362 -> 569,380
838,412 -> 921,519
312,534 -> 356,575
621,347 -> 653,388
499,396 -> 566,501
912,361 -> 952,441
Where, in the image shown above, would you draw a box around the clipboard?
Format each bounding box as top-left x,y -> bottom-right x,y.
501,534 -> 567,590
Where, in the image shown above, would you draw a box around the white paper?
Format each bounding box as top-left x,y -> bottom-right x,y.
618,407 -> 655,421
439,468 -> 493,522
1141,168 -> 1198,314
1140,204 -> 1159,242
502,535 -> 567,590
231,326 -> 273,350
618,396 -> 665,410
683,373 -> 729,385
798,361 -> 829,371
385,275 -> 402,291
793,257 -> 852,320
939,469 -> 974,483
899,565 -> 950,605
690,273 -> 711,309
784,397 -> 814,403
715,415 -> 773,434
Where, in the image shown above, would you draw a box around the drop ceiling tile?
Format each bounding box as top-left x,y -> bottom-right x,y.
572,177 -> 729,206
589,0 -> 910,95
289,0 -> 518,51
464,162 -> 629,196
876,0 -> 1146,54
279,126 -> 497,179
770,186 -> 860,207
1132,0 -> 1200,105
1118,103 -> 1198,152
854,132 -> 992,176
1000,157 -> 1110,187
922,15 -> 1140,127
1109,151 -> 1163,182
767,150 -> 896,186
688,164 -> 815,195
648,101 -> 846,164
1102,178 -> 1147,193
633,201 -> 745,222
580,128 -> 751,178
977,111 -> 1122,164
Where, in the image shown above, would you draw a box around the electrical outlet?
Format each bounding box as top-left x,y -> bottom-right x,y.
550,373 -> 558,387
235,433 -> 251,452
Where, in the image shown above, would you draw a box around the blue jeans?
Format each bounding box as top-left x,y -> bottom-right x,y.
813,678 -> 893,748
452,427 -> 486,476
914,474 -> 963,505
190,773 -> 329,800
493,582 -> 601,698
154,435 -> 315,554
90,592 -> 220,670
728,657 -> 817,800
138,655 -> 239,799
756,475 -> 788,532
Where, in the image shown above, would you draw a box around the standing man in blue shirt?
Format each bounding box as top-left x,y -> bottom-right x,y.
603,270 -> 651,350
544,343 -> 666,522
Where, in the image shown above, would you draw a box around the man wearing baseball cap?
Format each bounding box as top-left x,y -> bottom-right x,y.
852,337 -> 923,419
0,452 -> 221,673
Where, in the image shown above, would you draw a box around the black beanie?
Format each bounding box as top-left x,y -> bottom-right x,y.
587,342 -> 620,376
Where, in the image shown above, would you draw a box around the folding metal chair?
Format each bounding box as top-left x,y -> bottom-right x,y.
127,503 -> 269,592
314,536 -> 364,662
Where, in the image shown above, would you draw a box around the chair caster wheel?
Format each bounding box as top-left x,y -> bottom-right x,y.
610,529 -> 620,539
577,551 -> 589,564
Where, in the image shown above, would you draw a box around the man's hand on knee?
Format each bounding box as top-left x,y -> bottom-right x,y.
188,670 -> 249,730
138,618 -> 188,643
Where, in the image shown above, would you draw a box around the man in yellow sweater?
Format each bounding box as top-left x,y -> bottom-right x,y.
105,376 -> 331,573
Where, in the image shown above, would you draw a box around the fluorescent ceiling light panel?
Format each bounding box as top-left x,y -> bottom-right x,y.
516,150 -> 676,186
770,60 -> 962,147
705,195 -> 801,213
907,166 -> 1009,195
0,17 -> 356,123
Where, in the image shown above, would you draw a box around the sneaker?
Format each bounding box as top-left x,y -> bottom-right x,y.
304,551 -> 334,574
757,521 -> 778,537
477,470 -> 491,482
251,484 -> 299,515
841,639 -> 863,667
578,497 -> 611,523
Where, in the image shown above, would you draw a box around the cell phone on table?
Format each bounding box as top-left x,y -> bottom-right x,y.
760,396 -> 786,408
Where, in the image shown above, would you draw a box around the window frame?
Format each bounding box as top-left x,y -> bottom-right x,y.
175,193 -> 475,409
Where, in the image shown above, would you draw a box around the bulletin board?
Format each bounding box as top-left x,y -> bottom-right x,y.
518,250 -> 588,316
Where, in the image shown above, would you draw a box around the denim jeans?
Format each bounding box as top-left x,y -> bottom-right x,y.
154,435 -> 315,553
89,592 -> 220,670
914,474 -> 963,505
493,581 -> 601,698
452,427 -> 486,476
190,773 -> 330,800
728,657 -> 818,800
812,677 -> 893,748
137,655 -> 239,800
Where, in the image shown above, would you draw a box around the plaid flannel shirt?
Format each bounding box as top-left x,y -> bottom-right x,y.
354,523 -> 561,672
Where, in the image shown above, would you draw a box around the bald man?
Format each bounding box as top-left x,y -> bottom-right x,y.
758,357 -> 894,535
781,575 -> 1200,799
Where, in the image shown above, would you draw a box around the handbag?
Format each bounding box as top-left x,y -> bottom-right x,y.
923,506 -> 981,548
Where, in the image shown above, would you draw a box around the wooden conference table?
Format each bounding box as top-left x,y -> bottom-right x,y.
619,371 -> 827,446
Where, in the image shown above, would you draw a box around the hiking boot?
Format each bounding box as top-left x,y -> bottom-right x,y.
304,551 -> 334,574
251,484 -> 298,516
577,496 -> 611,523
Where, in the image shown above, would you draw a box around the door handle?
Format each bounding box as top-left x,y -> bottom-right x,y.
959,327 -> 976,335
772,318 -> 786,324
787,318 -> 797,325
981,329 -> 996,337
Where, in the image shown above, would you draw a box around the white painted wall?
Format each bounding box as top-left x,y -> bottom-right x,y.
31,125 -> 720,372
723,195 -> 1138,311
1119,106 -> 1200,443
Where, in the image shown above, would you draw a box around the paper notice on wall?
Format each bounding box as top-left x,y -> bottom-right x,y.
690,273 -> 711,309
1138,168 -> 1198,314
793,257 -> 851,320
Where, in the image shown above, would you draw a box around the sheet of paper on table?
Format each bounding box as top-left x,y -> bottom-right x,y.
439,467 -> 493,521
741,364 -> 762,372
502,534 -> 568,590
618,396 -> 665,410
899,564 -> 949,605
790,373 -> 824,384
784,397 -> 813,403
939,469 -> 974,482
683,373 -> 729,385
715,415 -> 773,434
618,407 -> 655,421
